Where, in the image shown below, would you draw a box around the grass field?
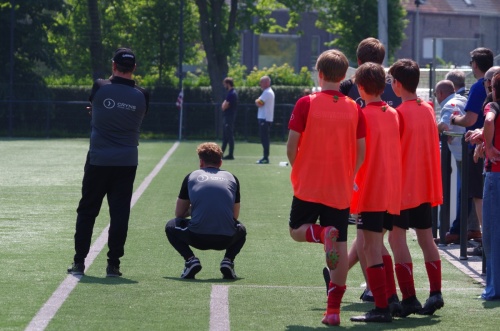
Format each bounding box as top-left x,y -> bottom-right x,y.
1,139 -> 499,331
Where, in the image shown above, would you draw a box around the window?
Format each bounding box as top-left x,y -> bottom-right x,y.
258,34 -> 299,70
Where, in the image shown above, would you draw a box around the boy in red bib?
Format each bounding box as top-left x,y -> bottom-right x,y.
287,49 -> 366,326
348,62 -> 403,323
388,59 -> 444,316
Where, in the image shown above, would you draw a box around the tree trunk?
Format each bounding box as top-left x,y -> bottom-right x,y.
87,0 -> 106,80
195,0 -> 232,104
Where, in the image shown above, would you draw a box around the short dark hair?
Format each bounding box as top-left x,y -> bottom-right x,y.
223,77 -> 234,87
356,38 -> 385,65
355,62 -> 386,96
470,47 -> 494,73
389,59 -> 420,93
492,72 -> 500,100
197,142 -> 222,165
315,49 -> 349,83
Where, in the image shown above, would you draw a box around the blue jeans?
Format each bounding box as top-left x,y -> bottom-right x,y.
482,172 -> 500,300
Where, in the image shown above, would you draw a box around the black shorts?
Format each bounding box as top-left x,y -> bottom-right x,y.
357,211 -> 394,232
289,196 -> 349,242
468,148 -> 484,199
393,203 -> 432,230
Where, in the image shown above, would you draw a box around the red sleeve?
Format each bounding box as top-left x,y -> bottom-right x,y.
356,104 -> 366,139
288,95 -> 310,133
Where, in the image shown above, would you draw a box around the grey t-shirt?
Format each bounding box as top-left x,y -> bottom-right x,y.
179,167 -> 240,236
88,76 -> 149,166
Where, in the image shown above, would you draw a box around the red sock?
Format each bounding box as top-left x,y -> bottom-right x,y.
425,260 -> 442,294
366,265 -> 388,309
326,282 -> 346,314
383,255 -> 397,299
395,262 -> 416,300
305,224 -> 323,243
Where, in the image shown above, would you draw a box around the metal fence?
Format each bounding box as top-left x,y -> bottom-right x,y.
0,100 -> 294,141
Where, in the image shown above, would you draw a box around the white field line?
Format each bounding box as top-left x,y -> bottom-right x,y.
206,283 -> 481,331
210,285 -> 230,331
25,142 -> 180,331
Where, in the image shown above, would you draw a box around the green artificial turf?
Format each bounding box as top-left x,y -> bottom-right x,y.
1,139 -> 499,331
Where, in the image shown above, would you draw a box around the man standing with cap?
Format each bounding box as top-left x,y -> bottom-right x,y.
67,47 -> 150,277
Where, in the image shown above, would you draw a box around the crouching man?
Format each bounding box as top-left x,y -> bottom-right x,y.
165,142 -> 246,279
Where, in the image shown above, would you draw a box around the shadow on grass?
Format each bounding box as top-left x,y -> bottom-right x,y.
482,300 -> 500,309
162,276 -> 244,283
306,302 -> 442,330
79,275 -> 138,285
286,315 -> 440,330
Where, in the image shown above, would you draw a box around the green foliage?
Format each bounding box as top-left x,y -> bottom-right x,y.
44,75 -> 93,87
48,0 -> 201,81
317,0 -> 407,65
246,64 -> 313,86
181,63 -> 313,88
0,0 -> 66,98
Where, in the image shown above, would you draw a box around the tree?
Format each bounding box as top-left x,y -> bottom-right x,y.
194,0 -> 316,103
87,0 -> 106,80
0,0 -> 66,97
316,0 -> 407,64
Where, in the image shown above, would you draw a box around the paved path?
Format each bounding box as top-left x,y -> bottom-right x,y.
436,241 -> 485,286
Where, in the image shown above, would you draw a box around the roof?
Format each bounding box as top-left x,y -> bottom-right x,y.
402,0 -> 500,16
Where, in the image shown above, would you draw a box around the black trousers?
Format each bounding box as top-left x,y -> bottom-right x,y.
222,115 -> 235,156
165,218 -> 247,261
73,159 -> 137,266
258,119 -> 271,159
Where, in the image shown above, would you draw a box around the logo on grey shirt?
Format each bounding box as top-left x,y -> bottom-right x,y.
103,98 -> 116,109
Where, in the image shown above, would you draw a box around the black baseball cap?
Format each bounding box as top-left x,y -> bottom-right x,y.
112,48 -> 136,68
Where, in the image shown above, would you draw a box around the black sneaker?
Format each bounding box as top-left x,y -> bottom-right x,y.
181,257 -> 202,279
106,264 -> 122,277
222,155 -> 234,160
467,245 -> 483,256
256,158 -> 269,164
388,294 -> 403,317
400,296 -> 422,317
350,308 -> 392,323
418,293 -> 444,315
67,262 -> 85,275
220,258 -> 237,279
360,288 -> 374,302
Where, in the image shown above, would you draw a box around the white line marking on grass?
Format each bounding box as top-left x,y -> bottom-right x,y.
210,285 -> 230,331
25,142 -> 180,331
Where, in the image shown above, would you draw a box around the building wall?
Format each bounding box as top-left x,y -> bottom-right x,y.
397,11 -> 500,66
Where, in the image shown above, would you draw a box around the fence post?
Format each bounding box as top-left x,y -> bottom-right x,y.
459,135 -> 469,260
438,133 -> 452,243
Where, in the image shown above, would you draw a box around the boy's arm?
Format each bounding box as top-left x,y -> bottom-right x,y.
355,138 -> 366,174
287,130 -> 301,166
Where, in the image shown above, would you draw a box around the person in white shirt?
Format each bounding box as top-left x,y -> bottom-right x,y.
255,75 -> 275,164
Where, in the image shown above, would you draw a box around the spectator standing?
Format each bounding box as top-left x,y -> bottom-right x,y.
67,48 -> 149,277
286,49 -> 366,326
445,69 -> 469,97
165,142 -> 246,279
221,77 -> 238,160
451,48 -> 494,238
255,76 -> 275,164
479,72 -> 500,300
436,79 -> 467,163
388,59 -> 444,316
